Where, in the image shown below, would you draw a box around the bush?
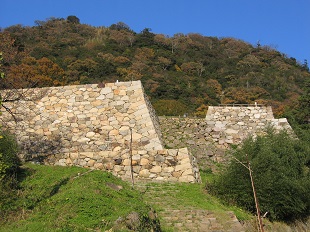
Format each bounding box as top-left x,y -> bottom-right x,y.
207,129 -> 310,222
0,130 -> 20,181
153,99 -> 189,116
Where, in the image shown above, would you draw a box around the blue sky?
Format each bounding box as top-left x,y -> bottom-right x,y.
1,0 -> 310,64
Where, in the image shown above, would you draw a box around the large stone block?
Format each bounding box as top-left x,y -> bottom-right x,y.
150,166 -> 162,173
175,162 -> 192,172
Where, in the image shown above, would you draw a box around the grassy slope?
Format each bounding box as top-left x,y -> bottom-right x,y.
1,163 -> 252,232
141,173 -> 250,220
1,163 -> 295,232
0,163 -> 153,232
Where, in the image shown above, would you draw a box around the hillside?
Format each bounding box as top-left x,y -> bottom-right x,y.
2,163 -> 306,232
1,16 -> 309,118
0,163 -> 160,231
0,16 -> 309,231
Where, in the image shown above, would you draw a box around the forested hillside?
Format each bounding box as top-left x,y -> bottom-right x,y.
1,16 -> 309,117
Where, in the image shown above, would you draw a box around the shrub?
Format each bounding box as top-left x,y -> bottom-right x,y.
207,129 -> 310,222
0,130 -> 20,181
153,99 -> 189,116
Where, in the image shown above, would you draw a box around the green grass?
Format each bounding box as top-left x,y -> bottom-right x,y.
1,163 -> 253,232
0,163 -> 155,232
141,170 -> 251,222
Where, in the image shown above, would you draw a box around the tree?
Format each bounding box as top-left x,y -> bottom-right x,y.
66,15 -> 80,24
109,22 -> 131,31
0,52 -> 20,181
170,33 -> 190,53
207,129 -> 310,222
0,131 -> 20,181
109,29 -> 135,47
222,86 -> 269,104
153,99 -> 189,116
283,77 -> 310,141
154,34 -> 169,48
67,58 -> 98,83
0,52 -> 4,79
134,47 -> 155,62
180,61 -> 204,77
0,32 -> 27,66
157,56 -> 172,70
135,28 -> 155,46
5,57 -> 65,88
302,59 -> 309,71
116,67 -> 142,81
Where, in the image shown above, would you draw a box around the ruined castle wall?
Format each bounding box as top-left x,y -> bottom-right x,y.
45,147 -> 200,183
205,106 -> 293,146
159,106 -> 293,169
1,81 -> 201,183
1,81 -> 163,159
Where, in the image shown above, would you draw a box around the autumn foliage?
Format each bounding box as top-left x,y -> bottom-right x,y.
1,17 -> 309,117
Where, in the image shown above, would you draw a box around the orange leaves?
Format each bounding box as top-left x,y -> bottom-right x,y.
222,86 -> 269,104
113,56 -> 130,64
194,104 -> 209,118
116,67 -> 142,81
37,57 -> 64,78
237,54 -> 265,70
154,33 -> 193,53
154,34 -> 170,47
206,79 -> 222,96
144,79 -> 160,93
157,56 -> 172,70
180,62 -> 204,76
6,57 -> 64,88
109,29 -> 135,47
0,32 -> 27,66
134,47 -> 155,62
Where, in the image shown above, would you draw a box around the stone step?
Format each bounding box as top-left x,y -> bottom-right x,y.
159,209 -> 244,232
135,182 -> 245,231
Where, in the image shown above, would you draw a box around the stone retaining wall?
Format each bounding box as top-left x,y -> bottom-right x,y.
1,81 -> 163,159
159,106 -> 293,169
1,81 -> 200,183
205,106 -> 293,146
44,147 -> 200,183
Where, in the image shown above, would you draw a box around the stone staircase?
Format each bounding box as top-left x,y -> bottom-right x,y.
135,181 -> 245,232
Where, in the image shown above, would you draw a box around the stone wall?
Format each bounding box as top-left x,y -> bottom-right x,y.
1,81 -> 201,183
44,147 -> 200,183
159,105 -> 293,170
160,117 -> 214,170
205,106 -> 293,146
1,81 -> 163,158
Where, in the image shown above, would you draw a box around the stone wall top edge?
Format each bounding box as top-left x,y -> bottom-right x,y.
60,147 -> 188,154
0,80 -> 142,92
209,106 -> 269,109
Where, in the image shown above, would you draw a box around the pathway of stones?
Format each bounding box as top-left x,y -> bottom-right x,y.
135,182 -> 245,232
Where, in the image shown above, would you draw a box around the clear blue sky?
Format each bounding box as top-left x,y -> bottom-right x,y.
1,0 -> 310,64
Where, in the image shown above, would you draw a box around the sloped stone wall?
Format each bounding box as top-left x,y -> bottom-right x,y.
1,81 -> 163,159
159,106 -> 293,169
1,81 -> 201,183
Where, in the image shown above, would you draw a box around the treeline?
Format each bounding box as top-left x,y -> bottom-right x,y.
1,16 -> 309,118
